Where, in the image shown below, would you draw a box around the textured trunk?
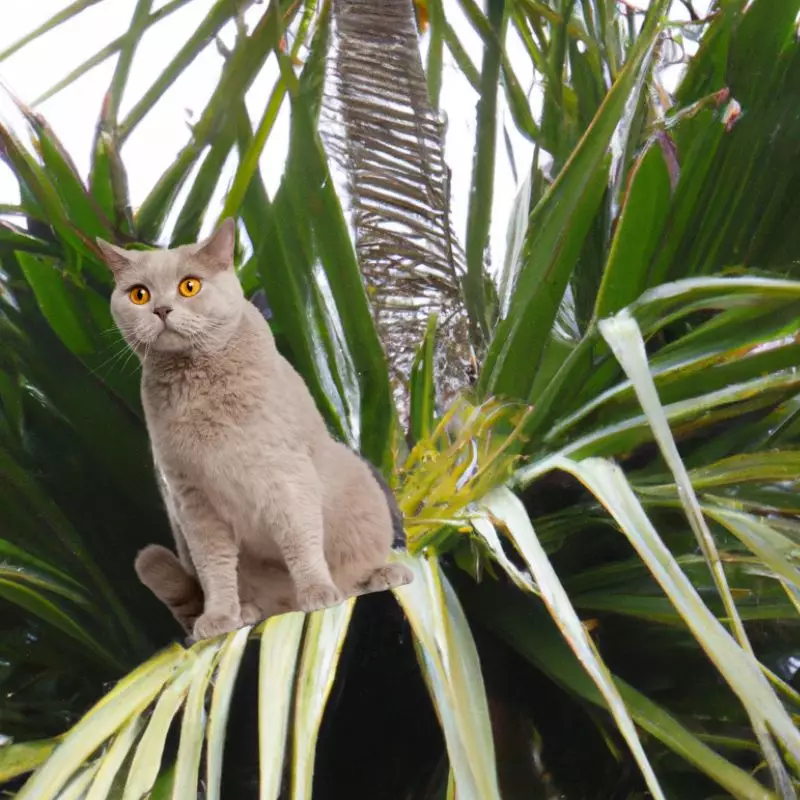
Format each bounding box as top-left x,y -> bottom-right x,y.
324,0 -> 475,424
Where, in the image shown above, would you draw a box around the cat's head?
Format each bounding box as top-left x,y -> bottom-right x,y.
97,219 -> 244,356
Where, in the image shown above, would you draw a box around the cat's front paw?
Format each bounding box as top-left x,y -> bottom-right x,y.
296,583 -> 344,612
240,602 -> 263,626
192,610 -> 242,640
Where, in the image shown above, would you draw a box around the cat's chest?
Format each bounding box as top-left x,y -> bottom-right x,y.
142,368 -> 294,462
145,371 -> 259,441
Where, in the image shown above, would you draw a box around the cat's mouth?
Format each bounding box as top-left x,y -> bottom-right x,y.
155,316 -> 188,337
151,323 -> 189,352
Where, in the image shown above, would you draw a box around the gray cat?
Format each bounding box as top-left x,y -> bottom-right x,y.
97,219 -> 413,640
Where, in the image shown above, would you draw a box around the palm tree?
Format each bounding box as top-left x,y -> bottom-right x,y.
1,0 -> 799,797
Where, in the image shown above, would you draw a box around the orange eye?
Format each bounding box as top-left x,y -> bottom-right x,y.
129,286 -> 150,305
178,277 -> 202,297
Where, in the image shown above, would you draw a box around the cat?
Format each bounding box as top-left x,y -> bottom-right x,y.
97,219 -> 413,640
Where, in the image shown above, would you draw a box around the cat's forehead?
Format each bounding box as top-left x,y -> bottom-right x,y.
121,246 -> 202,284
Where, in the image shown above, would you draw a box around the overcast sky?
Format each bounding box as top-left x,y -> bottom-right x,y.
0,1 -> 705,268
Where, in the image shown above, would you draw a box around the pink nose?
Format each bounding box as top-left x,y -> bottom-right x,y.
153,306 -> 172,321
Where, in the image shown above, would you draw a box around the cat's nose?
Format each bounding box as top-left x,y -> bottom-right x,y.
153,306 -> 172,321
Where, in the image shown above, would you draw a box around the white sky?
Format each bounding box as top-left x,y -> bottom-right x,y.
0,1 -> 705,270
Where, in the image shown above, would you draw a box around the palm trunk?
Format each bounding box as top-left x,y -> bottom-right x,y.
324,0 -> 475,424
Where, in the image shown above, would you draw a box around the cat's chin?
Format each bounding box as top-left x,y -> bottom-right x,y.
149,329 -> 192,354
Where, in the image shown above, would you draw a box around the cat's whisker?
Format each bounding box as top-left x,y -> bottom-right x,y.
88,339 -> 140,378
100,324 -> 131,337
119,334 -> 150,375
141,339 -> 153,369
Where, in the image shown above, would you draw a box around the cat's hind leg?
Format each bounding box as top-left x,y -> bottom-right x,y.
239,562 -> 299,624
318,442 -> 414,599
355,562 -> 413,595
239,591 -> 296,625
257,461 -> 343,613
135,544 -> 203,634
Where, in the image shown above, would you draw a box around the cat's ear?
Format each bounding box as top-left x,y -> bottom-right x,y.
96,238 -> 136,278
194,218 -> 236,269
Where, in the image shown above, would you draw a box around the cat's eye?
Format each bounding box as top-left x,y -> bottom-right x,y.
128,286 -> 150,305
178,277 -> 202,297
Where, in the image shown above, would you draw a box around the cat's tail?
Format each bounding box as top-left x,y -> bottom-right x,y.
135,545 -> 204,633
361,458 -> 406,549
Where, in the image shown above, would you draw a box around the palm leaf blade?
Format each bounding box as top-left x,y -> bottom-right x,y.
481,487 -> 666,800
206,628 -> 251,800
17,647 -> 185,799
258,614 -> 306,800
121,664 -> 196,800
393,554 -> 502,800
292,602 -> 354,799
516,456 -> 800,764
